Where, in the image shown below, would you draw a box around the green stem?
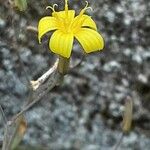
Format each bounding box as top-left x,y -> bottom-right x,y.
57,56 -> 70,75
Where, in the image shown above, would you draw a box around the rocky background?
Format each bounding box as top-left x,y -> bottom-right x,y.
0,0 -> 150,149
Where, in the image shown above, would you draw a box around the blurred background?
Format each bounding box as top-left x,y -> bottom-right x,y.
0,0 -> 150,149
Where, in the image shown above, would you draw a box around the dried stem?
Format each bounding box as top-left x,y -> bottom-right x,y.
122,96 -> 133,133
12,67 -> 63,124
113,96 -> 133,150
26,26 -> 38,33
31,59 -> 59,90
2,59 -> 64,150
113,133 -> 124,150
0,105 -> 7,125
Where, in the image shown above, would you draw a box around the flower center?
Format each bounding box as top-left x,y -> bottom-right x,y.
70,1 -> 92,33
47,0 -> 92,34
62,0 -> 72,33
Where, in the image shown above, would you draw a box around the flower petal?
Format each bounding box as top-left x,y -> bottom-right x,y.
81,15 -> 97,30
52,10 -> 75,22
38,17 -> 58,43
50,30 -> 74,58
75,28 -> 104,53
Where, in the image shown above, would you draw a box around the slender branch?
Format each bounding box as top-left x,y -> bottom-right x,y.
9,57 -> 68,125
113,133 -> 124,150
0,105 -> 7,125
2,121 -> 17,150
2,67 -> 64,150
11,69 -> 63,124
30,59 -> 59,90
26,26 -> 38,33
2,116 -> 26,150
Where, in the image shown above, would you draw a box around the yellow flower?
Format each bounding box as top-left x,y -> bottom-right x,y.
38,0 -> 104,58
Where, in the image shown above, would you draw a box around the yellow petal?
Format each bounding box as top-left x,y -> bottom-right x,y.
38,17 -> 58,43
52,10 -> 75,22
71,15 -> 97,33
50,30 -> 74,58
81,15 -> 97,30
75,28 -> 104,53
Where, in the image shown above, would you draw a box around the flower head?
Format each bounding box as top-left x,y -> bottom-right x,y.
38,0 -> 104,58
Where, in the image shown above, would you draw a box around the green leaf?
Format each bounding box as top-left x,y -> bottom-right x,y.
14,0 -> 27,11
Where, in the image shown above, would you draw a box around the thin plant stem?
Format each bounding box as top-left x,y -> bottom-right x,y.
0,105 -> 7,125
113,133 -> 124,150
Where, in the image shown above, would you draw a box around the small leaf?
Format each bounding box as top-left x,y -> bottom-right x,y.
10,115 -> 27,150
122,96 -> 133,133
14,0 -> 27,11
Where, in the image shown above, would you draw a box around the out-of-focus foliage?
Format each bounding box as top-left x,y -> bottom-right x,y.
14,0 -> 27,11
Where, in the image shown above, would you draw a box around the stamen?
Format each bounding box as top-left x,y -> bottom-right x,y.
65,0 -> 68,12
85,1 -> 89,8
79,1 -> 93,16
46,4 -> 58,12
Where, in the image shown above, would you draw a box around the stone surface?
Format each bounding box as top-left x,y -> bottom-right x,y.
0,0 -> 150,149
